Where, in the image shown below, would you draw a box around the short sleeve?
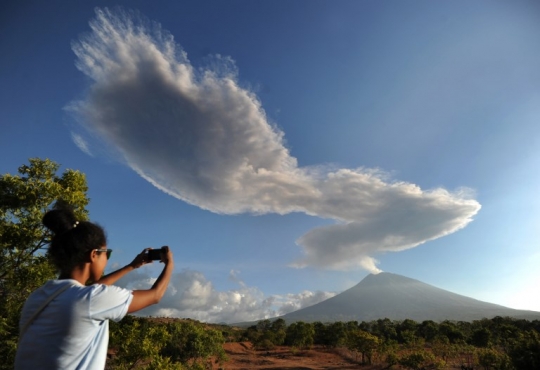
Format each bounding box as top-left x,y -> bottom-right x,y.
89,284 -> 133,322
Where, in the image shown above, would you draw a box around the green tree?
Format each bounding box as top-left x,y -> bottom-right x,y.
373,318 -> 398,341
285,321 -> 314,349
256,319 -> 272,331
398,350 -> 437,370
251,318 -> 287,349
507,330 -> 540,370
346,329 -> 379,364
161,320 -> 226,368
242,324 -> 261,343
418,320 -> 439,342
312,321 -> 327,346
0,158 -> 90,369
471,328 -> 492,348
439,320 -> 465,344
324,321 -> 347,347
269,318 -> 287,346
477,347 -> 513,370
108,316 -> 173,369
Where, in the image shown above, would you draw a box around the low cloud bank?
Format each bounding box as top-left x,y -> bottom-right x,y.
115,268 -> 335,323
69,8 -> 481,273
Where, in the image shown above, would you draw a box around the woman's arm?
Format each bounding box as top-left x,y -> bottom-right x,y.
128,246 -> 174,313
97,249 -> 150,286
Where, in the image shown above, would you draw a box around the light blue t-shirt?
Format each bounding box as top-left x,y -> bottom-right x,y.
15,279 -> 133,370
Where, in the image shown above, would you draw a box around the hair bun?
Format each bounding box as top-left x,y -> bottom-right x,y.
42,205 -> 78,235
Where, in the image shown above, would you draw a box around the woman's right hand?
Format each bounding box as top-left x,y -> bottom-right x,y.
160,245 -> 173,264
128,246 -> 174,314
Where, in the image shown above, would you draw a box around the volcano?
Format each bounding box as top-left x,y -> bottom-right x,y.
279,272 -> 540,323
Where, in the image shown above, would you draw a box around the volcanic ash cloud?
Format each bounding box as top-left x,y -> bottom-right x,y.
69,8 -> 481,273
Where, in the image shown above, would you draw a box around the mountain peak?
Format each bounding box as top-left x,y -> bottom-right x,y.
362,271 -> 413,283
279,272 -> 540,323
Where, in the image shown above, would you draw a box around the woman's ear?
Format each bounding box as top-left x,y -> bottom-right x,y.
88,249 -> 98,263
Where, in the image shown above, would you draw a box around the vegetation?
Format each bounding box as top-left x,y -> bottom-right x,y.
0,158 -> 90,369
108,317 -> 227,370
240,316 -> 540,369
1,159 -> 540,369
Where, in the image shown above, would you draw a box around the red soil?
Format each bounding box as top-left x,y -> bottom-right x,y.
215,342 -> 384,370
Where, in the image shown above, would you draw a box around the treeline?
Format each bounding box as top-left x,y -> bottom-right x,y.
237,316 -> 540,369
104,315 -> 540,369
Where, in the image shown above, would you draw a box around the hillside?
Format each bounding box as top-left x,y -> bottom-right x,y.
278,272 -> 540,323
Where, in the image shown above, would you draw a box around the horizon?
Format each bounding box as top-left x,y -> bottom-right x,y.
2,0 -> 540,323
238,271 -> 540,326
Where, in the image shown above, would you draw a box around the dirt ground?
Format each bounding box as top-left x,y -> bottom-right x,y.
216,342 -> 385,370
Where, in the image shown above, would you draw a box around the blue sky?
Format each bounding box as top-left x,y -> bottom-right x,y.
2,0 -> 540,323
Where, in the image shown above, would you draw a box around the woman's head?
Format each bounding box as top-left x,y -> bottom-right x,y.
43,205 -> 107,274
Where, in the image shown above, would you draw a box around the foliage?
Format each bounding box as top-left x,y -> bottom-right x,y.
506,329 -> 540,370
235,317 -> 540,369
108,316 -> 173,369
248,318 -> 287,350
439,320 -> 466,344
103,314 -> 540,369
270,318 -> 287,345
0,158 -> 90,369
161,320 -> 227,367
471,328 -> 492,348
418,320 -> 439,342
285,321 -> 314,349
242,324 -> 261,343
477,347 -> 513,370
345,328 -> 379,364
108,317 -> 226,369
249,318 -> 287,349
398,349 -> 436,370
313,321 -> 347,347
372,318 -> 398,341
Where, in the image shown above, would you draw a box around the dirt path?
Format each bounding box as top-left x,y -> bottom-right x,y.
217,342 -> 384,370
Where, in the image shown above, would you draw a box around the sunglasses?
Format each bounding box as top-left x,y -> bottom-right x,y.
94,248 -> 113,260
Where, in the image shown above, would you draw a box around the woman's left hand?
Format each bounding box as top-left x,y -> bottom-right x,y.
129,248 -> 152,269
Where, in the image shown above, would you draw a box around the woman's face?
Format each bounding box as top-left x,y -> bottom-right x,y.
90,246 -> 109,282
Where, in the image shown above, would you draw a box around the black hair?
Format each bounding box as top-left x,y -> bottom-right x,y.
43,203 -> 107,274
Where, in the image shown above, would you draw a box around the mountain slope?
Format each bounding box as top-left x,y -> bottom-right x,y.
279,272 -> 540,323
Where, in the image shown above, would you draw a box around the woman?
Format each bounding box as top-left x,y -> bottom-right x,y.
14,205 -> 174,369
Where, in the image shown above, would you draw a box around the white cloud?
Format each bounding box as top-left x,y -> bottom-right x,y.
276,290 -> 337,316
114,268 -> 333,323
69,8 -> 481,273
70,132 -> 92,156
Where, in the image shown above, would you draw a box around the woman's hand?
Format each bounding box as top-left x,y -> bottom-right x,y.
128,246 -> 174,313
129,248 -> 152,269
159,246 -> 173,265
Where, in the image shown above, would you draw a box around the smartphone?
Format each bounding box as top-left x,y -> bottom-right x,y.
147,248 -> 163,261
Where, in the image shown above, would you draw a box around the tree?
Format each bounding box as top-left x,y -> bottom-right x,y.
373,318 -> 398,342
398,350 -> 437,370
477,347 -> 512,370
269,318 -> 287,346
439,320 -> 466,344
471,328 -> 492,348
285,322 -> 314,349
346,329 -> 380,364
312,321 -> 327,346
249,319 -> 287,349
419,320 -> 439,342
0,158 -> 90,369
324,321 -> 347,347
108,316 -> 173,369
161,320 -> 226,367
507,330 -> 540,370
